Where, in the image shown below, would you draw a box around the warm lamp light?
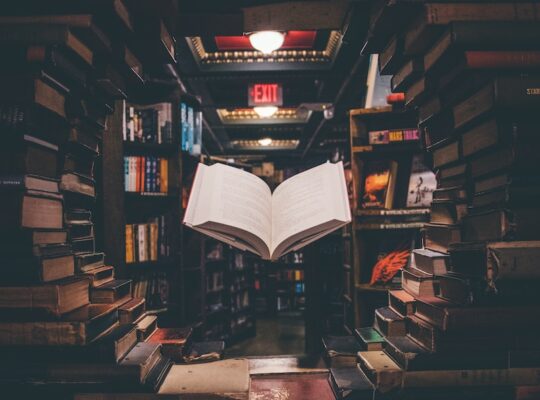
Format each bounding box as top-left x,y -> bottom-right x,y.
249,31 -> 285,54
253,106 -> 278,118
258,137 -> 273,146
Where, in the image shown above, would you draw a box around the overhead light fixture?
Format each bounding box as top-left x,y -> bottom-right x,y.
253,106 -> 278,118
258,137 -> 273,146
249,31 -> 285,54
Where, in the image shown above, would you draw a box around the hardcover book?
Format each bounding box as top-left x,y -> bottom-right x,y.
406,154 -> 436,208
361,160 -> 398,209
184,162 -> 351,260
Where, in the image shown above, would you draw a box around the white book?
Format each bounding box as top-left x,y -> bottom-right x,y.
129,157 -> 137,192
184,161 -> 351,260
138,224 -> 146,262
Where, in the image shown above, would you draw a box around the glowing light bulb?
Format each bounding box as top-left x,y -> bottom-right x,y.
249,31 -> 285,54
258,138 -> 273,146
253,106 -> 278,118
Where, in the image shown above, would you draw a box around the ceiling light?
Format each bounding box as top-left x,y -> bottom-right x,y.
258,138 -> 273,146
253,106 -> 278,118
249,31 -> 285,54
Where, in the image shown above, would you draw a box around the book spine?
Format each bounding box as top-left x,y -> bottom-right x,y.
130,157 -> 136,192
155,157 -> 161,193
156,110 -> 164,144
161,159 -> 168,193
0,176 -> 25,189
124,157 -> 129,192
129,106 -> 135,142
138,224 -> 145,262
465,51 -> 540,69
141,156 -> 146,193
146,156 -> 152,193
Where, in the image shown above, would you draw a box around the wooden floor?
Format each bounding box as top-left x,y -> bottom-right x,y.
227,315 -> 306,357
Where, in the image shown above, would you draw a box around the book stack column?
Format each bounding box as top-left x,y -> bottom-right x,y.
332,1 -> 540,398
0,3 -> 186,396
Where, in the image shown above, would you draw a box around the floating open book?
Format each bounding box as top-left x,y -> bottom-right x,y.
184,162 -> 351,260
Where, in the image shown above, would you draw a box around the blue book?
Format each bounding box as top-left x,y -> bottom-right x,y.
180,103 -> 188,151
187,106 -> 194,154
124,157 -> 129,192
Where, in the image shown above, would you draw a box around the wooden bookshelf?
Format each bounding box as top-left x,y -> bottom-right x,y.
100,98 -> 184,323
347,107 -> 429,329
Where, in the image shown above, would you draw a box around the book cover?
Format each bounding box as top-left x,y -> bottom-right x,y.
361,160 -> 397,209
406,154 -> 436,208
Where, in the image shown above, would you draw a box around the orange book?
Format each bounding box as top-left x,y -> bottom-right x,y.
140,156 -> 145,193
160,158 -> 168,193
125,224 -> 134,263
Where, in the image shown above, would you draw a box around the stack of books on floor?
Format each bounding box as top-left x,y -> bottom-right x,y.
327,1 -> 540,399
0,6 -> 176,395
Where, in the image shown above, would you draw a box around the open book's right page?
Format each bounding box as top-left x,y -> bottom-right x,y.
271,162 -> 351,259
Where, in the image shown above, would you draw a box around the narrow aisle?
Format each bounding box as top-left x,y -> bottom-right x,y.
227,316 -> 305,357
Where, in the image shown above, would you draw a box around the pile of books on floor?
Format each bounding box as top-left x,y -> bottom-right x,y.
326,1 -> 540,398
0,5 -> 178,394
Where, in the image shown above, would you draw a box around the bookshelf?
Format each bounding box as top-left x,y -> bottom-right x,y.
197,239 -> 257,342
100,98 -> 184,321
347,106 -> 431,329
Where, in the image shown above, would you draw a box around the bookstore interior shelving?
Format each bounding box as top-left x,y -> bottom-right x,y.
347,105 -> 434,329
6,1 -> 540,399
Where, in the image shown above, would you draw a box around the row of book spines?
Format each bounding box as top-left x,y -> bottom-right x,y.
180,102 -> 202,156
125,105 -> 174,144
124,156 -> 168,193
132,274 -> 169,307
277,270 -> 304,281
367,128 -> 420,145
125,219 -> 169,264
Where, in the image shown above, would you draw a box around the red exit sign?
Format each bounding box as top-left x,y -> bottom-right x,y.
248,83 -> 283,107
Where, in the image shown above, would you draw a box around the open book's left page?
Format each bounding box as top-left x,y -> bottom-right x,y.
183,163 -> 273,258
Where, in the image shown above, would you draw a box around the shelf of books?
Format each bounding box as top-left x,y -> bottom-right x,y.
348,99 -> 436,329
200,239 -> 257,343
122,100 -> 183,315
99,95 -> 188,322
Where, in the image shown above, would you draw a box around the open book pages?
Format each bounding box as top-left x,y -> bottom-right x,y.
183,161 -> 351,260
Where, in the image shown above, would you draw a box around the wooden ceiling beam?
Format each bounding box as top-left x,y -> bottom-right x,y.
243,1 -> 350,32
176,13 -> 244,36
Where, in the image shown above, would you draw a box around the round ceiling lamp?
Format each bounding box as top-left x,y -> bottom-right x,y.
258,137 -> 273,146
253,106 -> 278,118
249,31 -> 285,54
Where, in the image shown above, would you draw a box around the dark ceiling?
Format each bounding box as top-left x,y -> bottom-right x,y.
175,0 -> 374,160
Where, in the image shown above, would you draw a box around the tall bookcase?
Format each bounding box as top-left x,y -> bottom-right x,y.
347,106 -> 431,329
100,98 -> 184,322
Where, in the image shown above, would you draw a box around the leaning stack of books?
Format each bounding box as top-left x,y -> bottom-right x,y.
333,1 -> 540,398
0,4 -> 173,393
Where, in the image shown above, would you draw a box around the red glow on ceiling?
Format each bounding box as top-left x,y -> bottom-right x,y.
215,31 -> 317,51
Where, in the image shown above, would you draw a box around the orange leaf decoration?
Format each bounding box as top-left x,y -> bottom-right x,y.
370,243 -> 411,285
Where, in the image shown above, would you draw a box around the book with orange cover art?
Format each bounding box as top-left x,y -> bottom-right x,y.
361,160 -> 398,209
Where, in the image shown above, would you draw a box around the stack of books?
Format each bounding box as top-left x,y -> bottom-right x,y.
348,1 -> 540,397
0,5 -> 176,393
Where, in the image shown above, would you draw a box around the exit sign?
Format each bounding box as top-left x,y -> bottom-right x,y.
248,83 -> 283,107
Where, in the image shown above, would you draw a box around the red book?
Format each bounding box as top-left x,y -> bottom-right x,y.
386,93 -> 405,104
465,51 -> 540,69
135,157 -> 140,193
